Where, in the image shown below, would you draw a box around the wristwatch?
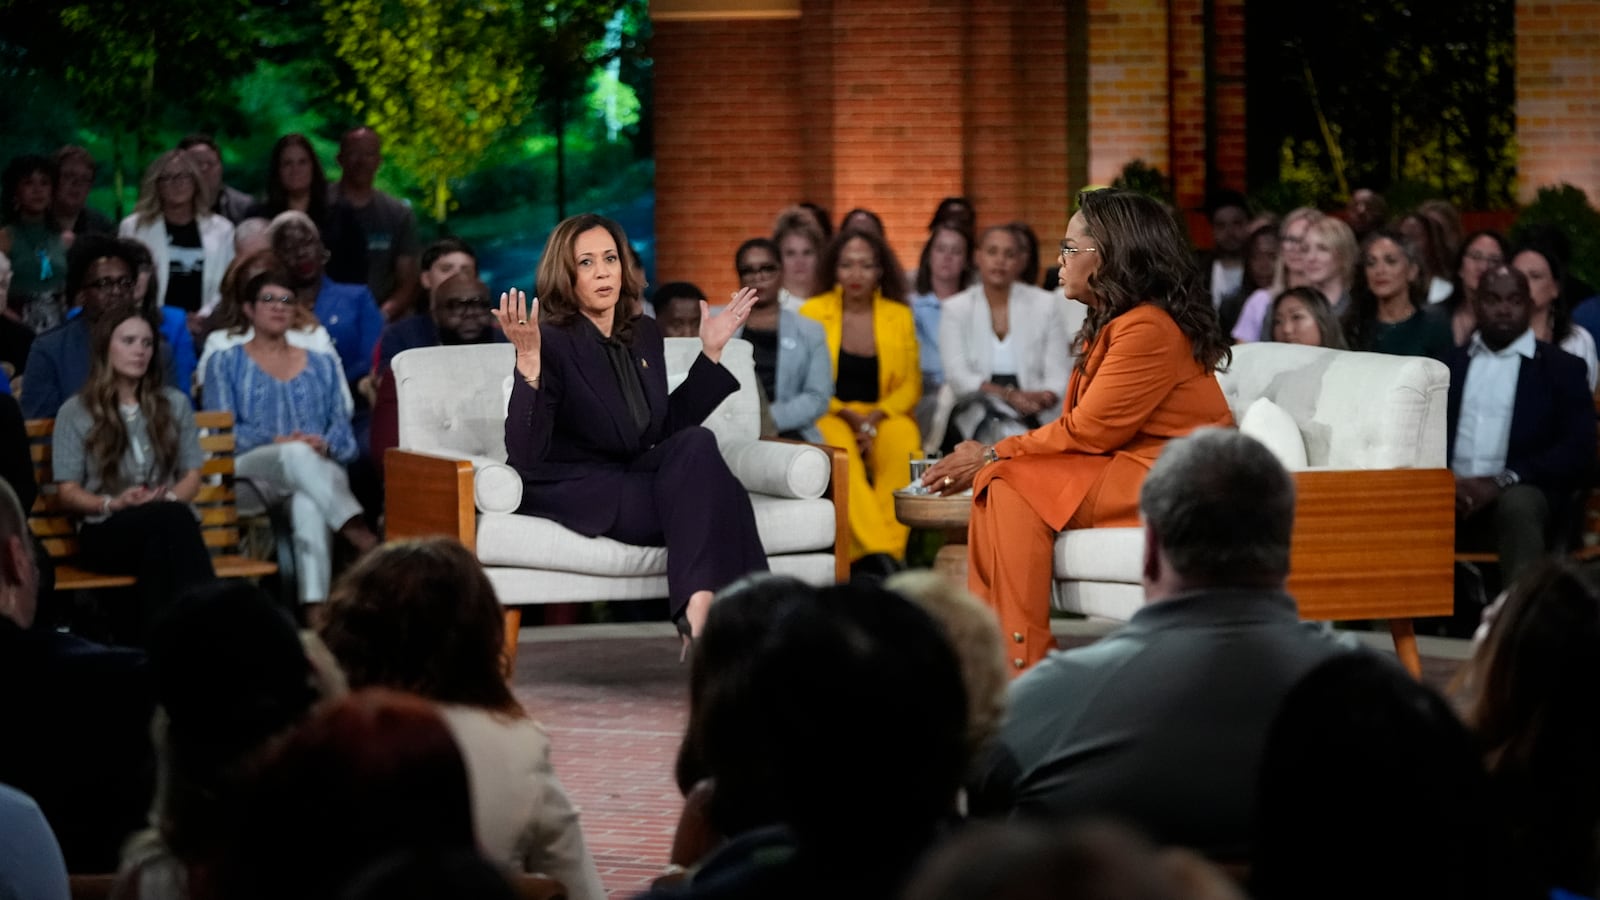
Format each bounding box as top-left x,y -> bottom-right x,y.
1492,470 -> 1520,490
982,445 -> 1000,465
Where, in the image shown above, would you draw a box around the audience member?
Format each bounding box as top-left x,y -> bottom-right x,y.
640,582 -> 968,900
1512,242 -> 1598,389
0,782 -> 71,900
1268,286 -> 1347,349
50,306 -> 215,642
178,134 -> 257,224
213,689 -> 479,900
1346,187 -> 1387,241
909,223 -> 974,420
119,236 -> 199,396
1445,230 -> 1511,346
51,145 -> 113,239
118,150 -> 235,317
21,233 -> 179,418
1343,228 -> 1452,358
1230,207 -> 1320,343
330,127 -> 420,321
0,478 -> 155,872
244,134 -> 368,284
796,201 -> 831,239
732,238 -> 832,441
921,190 -> 1233,670
1419,197 -> 1465,261
203,261 -> 379,606
1,154 -> 68,332
772,208 -> 825,311
319,538 -> 605,899
1298,212 -> 1357,317
650,281 -> 706,338
1460,560 -> 1600,899
268,211 -> 384,393
935,224 -> 1079,450
1007,221 -> 1042,287
418,237 -> 478,307
120,580 -> 341,900
839,207 -> 885,237
966,428 -> 1354,858
1252,653 -> 1502,900
0,249 -> 34,378
1399,210 -> 1456,303
497,214 -> 766,638
231,216 -> 271,259
1449,266 -> 1595,585
800,226 -> 921,571
1199,189 -> 1250,316
0,391 -> 53,618
1218,223 -> 1277,339
928,196 -> 976,236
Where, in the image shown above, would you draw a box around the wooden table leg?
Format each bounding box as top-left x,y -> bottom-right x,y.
1389,618 -> 1422,679
502,607 -> 523,676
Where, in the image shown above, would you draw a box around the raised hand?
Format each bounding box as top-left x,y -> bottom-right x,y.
698,287 -> 760,364
495,289 -> 542,381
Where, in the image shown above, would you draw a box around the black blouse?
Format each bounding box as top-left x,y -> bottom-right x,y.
836,350 -> 880,403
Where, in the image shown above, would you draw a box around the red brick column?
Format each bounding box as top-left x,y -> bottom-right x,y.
1515,0 -> 1600,204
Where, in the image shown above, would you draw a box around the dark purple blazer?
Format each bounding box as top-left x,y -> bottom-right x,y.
505,314 -> 738,536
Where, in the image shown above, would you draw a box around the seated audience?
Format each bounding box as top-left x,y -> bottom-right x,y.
1512,242 -> 1598,390
1252,653 -> 1502,900
1299,212 -> 1357,317
839,207 -> 885,237
1399,210 -> 1456,303
122,237 -> 198,398
177,134 -> 256,225
1445,229 -> 1512,346
1343,228 -> 1452,358
731,238 -> 832,442
0,479 -> 155,872
230,217 -> 270,259
1007,221 -> 1043,287
1459,560 -> 1600,899
51,306 -> 215,641
801,227 -> 921,569
772,208 -> 825,311
418,237 -> 478,300
22,233 -> 179,418
908,223 -> 975,428
268,211 -> 383,394
965,428 -> 1355,858
0,154 -> 68,333
52,145 -> 114,238
1231,207 -> 1320,343
0,782 -> 71,900
203,261 -> 378,606
318,538 -> 605,899
1219,223 -> 1278,340
1268,286 -> 1347,349
0,249 -> 34,379
1346,187 -> 1387,242
118,150 -> 235,317
1419,198 -> 1464,261
650,281 -> 706,338
936,224 -> 1080,450
1199,190 -> 1250,327
120,580 -> 342,899
927,196 -> 976,236
1449,267 -> 1595,584
330,127 -> 420,321
640,581 -> 968,900
244,134 -> 368,285
213,689 -> 479,900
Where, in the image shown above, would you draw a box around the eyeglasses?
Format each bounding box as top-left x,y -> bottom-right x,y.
439,296 -> 492,314
1465,250 -> 1503,266
277,239 -> 325,261
85,276 -> 136,293
737,263 -> 781,280
1059,241 -> 1099,258
254,293 -> 295,307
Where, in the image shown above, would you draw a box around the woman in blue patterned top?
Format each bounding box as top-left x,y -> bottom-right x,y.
51,306 -> 215,643
203,262 -> 378,606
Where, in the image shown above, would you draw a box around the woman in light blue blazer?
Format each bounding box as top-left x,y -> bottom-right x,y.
731,238 -> 833,442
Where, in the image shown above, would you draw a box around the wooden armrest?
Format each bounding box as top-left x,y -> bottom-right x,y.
384,449 -> 477,552
761,437 -> 849,583
1287,468 -> 1455,622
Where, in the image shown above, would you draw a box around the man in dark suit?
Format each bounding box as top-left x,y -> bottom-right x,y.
966,428 -> 1355,859
1448,266 -> 1596,583
0,479 -> 155,872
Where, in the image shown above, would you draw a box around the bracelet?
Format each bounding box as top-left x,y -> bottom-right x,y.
982,445 -> 1000,465
100,495 -> 112,516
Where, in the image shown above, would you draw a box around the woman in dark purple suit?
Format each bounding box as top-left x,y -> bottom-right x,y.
495,214 -> 767,637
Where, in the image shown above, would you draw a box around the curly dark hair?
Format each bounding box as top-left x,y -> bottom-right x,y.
818,226 -> 909,303
1073,189 -> 1230,373
319,538 -> 520,716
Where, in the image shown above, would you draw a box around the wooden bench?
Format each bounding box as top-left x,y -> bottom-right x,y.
27,410 -> 280,594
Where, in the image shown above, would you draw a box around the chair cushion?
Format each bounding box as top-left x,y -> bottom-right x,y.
1238,397 -> 1308,470
473,458 -> 524,514
1054,526 -> 1144,583
474,495 -> 836,576
722,440 -> 831,500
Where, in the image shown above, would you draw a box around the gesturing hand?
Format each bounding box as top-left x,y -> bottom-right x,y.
699,287 -> 760,365
495,289 -> 542,381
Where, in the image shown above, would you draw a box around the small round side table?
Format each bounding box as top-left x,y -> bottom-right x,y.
894,490 -> 973,584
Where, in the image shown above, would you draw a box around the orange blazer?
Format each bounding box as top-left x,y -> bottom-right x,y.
977,303 -> 1233,530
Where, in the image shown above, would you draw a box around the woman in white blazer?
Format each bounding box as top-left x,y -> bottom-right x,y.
933,225 -> 1084,450
119,150 -> 234,317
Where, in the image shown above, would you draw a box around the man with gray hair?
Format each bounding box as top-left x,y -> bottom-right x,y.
967,428 -> 1357,859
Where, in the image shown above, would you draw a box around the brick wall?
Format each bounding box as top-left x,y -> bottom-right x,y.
1515,0 -> 1600,204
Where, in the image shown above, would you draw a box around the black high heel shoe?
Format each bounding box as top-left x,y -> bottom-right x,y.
674,613 -> 694,663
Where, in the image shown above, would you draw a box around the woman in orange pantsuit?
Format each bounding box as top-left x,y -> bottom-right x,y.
922,190 -> 1234,672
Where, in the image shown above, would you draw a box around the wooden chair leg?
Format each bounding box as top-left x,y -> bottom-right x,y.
1389,618 -> 1422,679
502,607 -> 523,676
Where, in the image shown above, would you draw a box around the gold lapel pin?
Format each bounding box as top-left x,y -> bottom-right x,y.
641,359 -> 649,368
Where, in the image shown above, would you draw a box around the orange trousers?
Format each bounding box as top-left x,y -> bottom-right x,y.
967,477 -> 1080,674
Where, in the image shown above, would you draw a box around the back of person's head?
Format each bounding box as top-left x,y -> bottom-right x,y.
320,538 -> 519,715
338,850 -> 517,900
676,573 -> 816,795
146,581 -> 333,859
903,821 -> 1241,900
421,237 -> 476,273
649,281 -> 707,317
695,582 -> 967,886
1252,653 -> 1498,900
886,571 -> 1008,757
0,479 -> 33,627
1139,428 -> 1294,586
1461,559 -> 1600,894
217,689 -> 476,900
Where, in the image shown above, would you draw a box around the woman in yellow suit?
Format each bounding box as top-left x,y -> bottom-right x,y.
923,190 -> 1234,671
801,226 -> 922,565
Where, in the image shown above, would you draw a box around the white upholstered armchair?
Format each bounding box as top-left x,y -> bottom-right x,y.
384,340 -> 847,654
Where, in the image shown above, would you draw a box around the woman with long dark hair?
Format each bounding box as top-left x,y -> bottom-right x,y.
50,307 -> 214,640
922,189 -> 1233,670
243,134 -> 367,285
1342,228 -> 1452,359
